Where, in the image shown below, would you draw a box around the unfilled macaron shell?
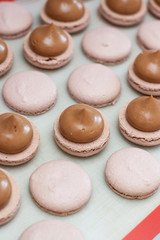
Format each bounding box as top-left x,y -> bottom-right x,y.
40,3 -> 90,33
54,111 -> 110,157
3,71 -> 57,115
29,160 -> 92,216
105,148 -> 160,199
0,2 -> 32,39
68,63 -> 121,107
82,27 -> 131,65
18,220 -> 84,240
99,0 -> 147,26
119,102 -> 160,146
0,113 -> 40,166
148,0 -> 160,18
128,61 -> 160,96
137,20 -> 160,50
23,30 -> 73,69
0,44 -> 14,77
0,168 -> 21,225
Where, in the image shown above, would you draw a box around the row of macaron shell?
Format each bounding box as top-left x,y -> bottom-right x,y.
1,147 -> 160,232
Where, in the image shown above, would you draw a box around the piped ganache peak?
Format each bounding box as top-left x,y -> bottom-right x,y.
126,96 -> 160,132
23,23 -> 73,69
0,38 -> 14,77
0,169 -> 12,209
134,50 -> 160,83
0,113 -> 33,154
29,23 -> 68,57
45,0 -> 85,22
99,0 -> 147,26
59,104 -> 104,143
128,50 -> 160,96
119,96 -> 160,146
0,113 -> 40,166
107,0 -> 142,15
54,104 -> 110,157
40,0 -> 90,33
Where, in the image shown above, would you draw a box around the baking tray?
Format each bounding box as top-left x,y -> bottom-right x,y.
1,0 -> 159,239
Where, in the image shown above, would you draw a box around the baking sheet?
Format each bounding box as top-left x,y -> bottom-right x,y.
1,0 -> 160,239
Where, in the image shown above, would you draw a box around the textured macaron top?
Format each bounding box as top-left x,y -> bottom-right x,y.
3,71 -> 57,115
82,27 -> 131,64
0,2 -> 32,38
105,147 -> 160,198
30,160 -> 92,214
18,220 -> 85,240
68,64 -> 121,107
137,20 -> 160,50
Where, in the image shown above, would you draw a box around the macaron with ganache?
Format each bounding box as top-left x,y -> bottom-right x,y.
40,0 -> 90,33
119,96 -> 160,146
23,23 -> 73,69
0,168 -> 21,225
99,0 -> 147,26
128,50 -> 160,95
0,112 -> 39,166
0,38 -> 14,77
54,104 -> 110,157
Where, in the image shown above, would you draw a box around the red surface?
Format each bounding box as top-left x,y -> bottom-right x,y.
123,205 -> 160,240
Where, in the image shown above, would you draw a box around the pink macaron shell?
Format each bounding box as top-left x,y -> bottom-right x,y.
54,112 -> 110,157
137,20 -> 160,50
0,168 -> 21,225
68,63 -> 121,107
40,3 -> 90,33
105,148 -> 160,199
0,115 -> 40,166
119,102 -> 160,146
128,61 -> 160,96
0,2 -> 32,39
18,220 -> 84,240
148,0 -> 160,18
99,0 -> 147,26
0,44 -> 14,77
3,71 -> 57,115
82,27 -> 131,65
29,160 -> 92,216
23,31 -> 73,69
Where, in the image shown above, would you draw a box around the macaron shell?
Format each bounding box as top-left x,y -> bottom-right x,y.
137,20 -> 160,50
119,102 -> 160,146
82,27 -> 131,65
40,3 -> 90,33
23,31 -> 73,69
128,61 -> 160,96
0,169 -> 21,225
0,44 -> 14,77
54,112 -> 110,157
68,63 -> 121,107
0,2 -> 32,39
18,220 -> 85,240
3,71 -> 57,115
148,0 -> 160,18
105,148 -> 160,199
0,116 -> 40,166
99,0 -> 147,26
29,160 -> 92,216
